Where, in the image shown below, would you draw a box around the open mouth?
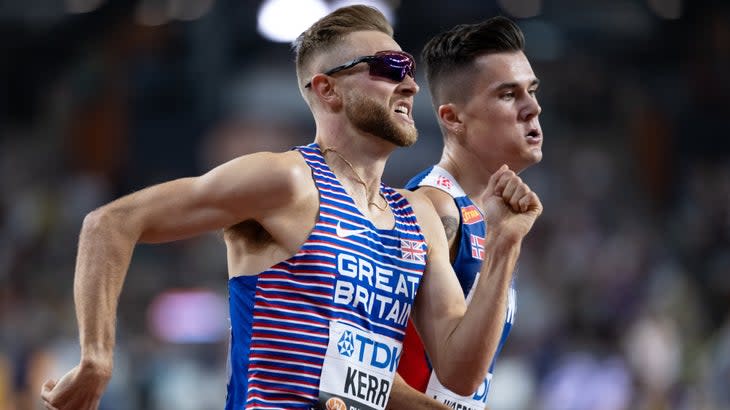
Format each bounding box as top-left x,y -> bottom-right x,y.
394,104 -> 410,116
394,103 -> 413,124
526,129 -> 541,142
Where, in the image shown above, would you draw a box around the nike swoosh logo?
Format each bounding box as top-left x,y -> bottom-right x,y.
336,221 -> 369,238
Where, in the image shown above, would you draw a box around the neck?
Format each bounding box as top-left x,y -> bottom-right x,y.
319,143 -> 390,212
315,130 -> 394,189
438,143 -> 493,202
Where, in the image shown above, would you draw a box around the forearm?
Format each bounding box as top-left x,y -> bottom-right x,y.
387,374 -> 450,410
436,236 -> 520,393
74,208 -> 138,369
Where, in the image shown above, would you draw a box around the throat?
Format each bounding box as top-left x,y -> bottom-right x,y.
322,146 -> 389,212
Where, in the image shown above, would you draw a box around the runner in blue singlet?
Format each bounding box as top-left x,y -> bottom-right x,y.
394,16 -> 543,410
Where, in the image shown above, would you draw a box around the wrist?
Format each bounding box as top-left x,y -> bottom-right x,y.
80,349 -> 114,378
486,229 -> 523,250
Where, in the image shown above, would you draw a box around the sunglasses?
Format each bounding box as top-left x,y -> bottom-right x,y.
304,50 -> 416,88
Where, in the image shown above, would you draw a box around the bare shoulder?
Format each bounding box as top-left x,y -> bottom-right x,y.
199,149 -> 316,217
395,189 -> 445,236
396,188 -> 434,215
415,186 -> 459,220
210,150 -> 310,191
216,150 -> 309,184
398,187 -> 460,243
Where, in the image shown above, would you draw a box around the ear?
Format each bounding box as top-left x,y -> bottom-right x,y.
310,74 -> 342,110
437,103 -> 465,140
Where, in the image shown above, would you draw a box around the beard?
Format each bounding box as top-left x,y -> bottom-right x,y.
344,91 -> 417,147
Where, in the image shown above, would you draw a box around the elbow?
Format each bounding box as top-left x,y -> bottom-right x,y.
83,206 -> 117,232
82,205 -> 137,240
82,207 -> 107,234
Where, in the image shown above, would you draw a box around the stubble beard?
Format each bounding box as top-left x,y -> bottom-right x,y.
345,91 -> 417,147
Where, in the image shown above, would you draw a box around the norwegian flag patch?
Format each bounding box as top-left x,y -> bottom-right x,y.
470,234 -> 485,260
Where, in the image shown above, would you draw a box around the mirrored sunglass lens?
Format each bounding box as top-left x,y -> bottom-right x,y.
385,55 -> 413,70
386,54 -> 412,65
369,61 -> 399,81
370,55 -> 413,81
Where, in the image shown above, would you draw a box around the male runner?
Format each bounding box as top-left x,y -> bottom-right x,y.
394,16 -> 542,410
41,7 -> 541,410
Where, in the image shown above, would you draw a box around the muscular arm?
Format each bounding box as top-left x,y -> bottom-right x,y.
417,186 -> 460,259
406,166 -> 541,395
417,185 -> 510,395
42,151 -> 313,410
386,187 -> 462,409
440,215 -> 459,244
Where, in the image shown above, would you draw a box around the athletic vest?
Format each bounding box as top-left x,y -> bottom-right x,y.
398,165 -> 516,409
226,144 -> 427,409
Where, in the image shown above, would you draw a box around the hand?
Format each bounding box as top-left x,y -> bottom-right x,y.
41,361 -> 112,410
482,164 -> 542,243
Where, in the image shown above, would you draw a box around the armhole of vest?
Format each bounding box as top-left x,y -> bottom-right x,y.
387,188 -> 428,243
295,146 -> 328,240
452,198 -> 467,261
295,145 -> 321,191
415,184 -> 462,222
415,182 -> 452,197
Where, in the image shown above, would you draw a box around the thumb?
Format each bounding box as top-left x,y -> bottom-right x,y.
486,164 -> 509,196
42,379 -> 56,392
41,378 -> 56,401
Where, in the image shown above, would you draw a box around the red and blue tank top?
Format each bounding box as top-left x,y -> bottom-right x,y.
226,144 -> 427,409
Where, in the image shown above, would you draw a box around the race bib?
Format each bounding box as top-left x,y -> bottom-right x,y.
425,372 -> 490,410
317,321 -> 400,410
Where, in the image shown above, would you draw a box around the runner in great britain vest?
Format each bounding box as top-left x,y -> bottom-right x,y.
226,144 -> 428,410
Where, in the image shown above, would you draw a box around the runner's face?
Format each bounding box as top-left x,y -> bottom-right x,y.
335,31 -> 419,147
459,51 -> 542,172
344,89 -> 417,147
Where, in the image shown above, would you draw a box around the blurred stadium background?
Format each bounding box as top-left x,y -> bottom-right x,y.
1,0 -> 729,409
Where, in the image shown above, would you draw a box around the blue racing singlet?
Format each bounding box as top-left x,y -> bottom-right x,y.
402,165 -> 516,408
226,144 -> 427,410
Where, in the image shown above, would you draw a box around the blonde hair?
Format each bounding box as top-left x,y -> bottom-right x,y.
293,5 -> 393,89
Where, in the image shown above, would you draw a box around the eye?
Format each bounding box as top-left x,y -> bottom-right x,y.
528,88 -> 538,96
500,92 -> 515,100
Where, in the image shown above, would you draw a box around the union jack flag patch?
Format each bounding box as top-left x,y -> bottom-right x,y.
401,239 -> 426,262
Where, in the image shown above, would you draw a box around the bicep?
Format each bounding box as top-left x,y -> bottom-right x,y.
108,152 -> 300,243
407,193 -> 467,369
419,187 -> 460,250
123,177 -> 235,243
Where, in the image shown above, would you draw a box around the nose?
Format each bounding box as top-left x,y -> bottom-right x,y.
520,96 -> 541,121
398,74 -> 420,95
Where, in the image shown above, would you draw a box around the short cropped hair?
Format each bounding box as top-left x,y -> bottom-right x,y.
293,5 -> 393,90
422,16 -> 525,105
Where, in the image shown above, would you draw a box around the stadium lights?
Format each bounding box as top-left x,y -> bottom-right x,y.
257,0 -> 395,43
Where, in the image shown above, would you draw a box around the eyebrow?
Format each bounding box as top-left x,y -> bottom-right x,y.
495,78 -> 541,91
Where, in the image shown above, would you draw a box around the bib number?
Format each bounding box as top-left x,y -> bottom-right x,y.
317,321 -> 400,410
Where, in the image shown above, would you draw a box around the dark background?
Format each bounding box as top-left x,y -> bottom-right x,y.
1,0 -> 728,409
